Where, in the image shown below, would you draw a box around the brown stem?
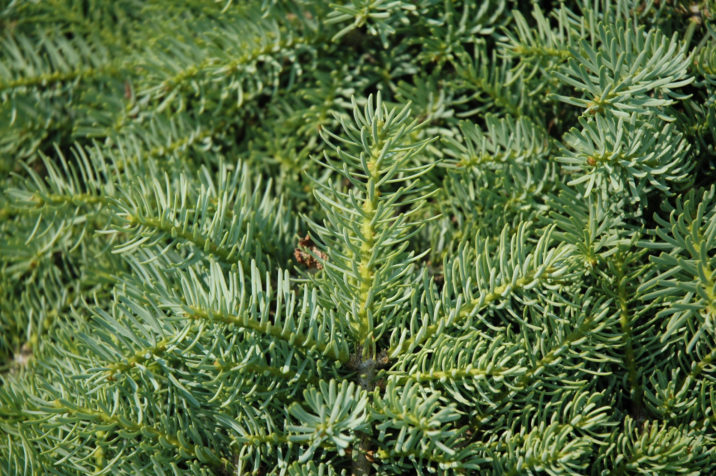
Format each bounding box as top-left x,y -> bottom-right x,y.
351,352 -> 376,475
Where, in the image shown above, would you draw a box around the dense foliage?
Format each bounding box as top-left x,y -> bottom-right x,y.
1,0 -> 715,474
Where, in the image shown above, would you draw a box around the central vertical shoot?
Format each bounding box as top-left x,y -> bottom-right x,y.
357,154 -> 379,354
308,93 -> 435,360
307,93 -> 435,474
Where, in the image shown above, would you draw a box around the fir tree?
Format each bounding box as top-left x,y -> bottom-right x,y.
1,0 -> 715,474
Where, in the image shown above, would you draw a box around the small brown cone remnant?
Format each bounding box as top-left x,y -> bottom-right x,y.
294,234 -> 327,270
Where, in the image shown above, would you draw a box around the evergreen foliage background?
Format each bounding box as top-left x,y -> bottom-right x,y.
1,0 -> 715,474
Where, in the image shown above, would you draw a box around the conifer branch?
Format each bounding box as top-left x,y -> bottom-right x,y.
2,1 -> 715,473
